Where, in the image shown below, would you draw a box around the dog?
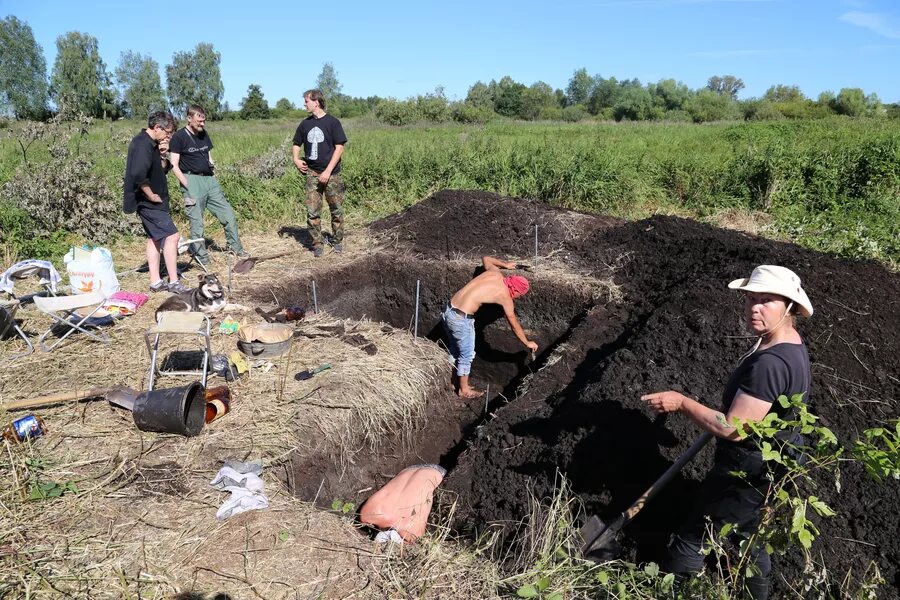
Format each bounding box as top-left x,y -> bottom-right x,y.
155,273 -> 226,320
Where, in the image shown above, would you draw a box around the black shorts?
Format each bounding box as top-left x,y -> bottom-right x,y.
137,207 -> 178,242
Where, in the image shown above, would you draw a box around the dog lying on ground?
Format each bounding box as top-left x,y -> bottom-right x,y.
155,273 -> 226,320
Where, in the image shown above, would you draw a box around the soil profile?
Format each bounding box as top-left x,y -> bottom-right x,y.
366,190 -> 900,596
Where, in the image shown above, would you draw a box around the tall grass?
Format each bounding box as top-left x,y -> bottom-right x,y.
1,117 -> 897,265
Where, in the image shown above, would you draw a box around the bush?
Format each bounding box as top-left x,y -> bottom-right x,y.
686,90 -> 741,123
0,115 -> 130,244
743,100 -> 785,122
416,94 -> 451,123
450,102 -> 493,125
561,105 -> 588,122
374,99 -> 420,126
231,137 -> 291,180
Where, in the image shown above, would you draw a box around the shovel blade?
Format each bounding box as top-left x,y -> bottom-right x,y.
232,258 -> 257,274
294,370 -> 313,381
106,386 -> 138,411
579,515 -> 622,560
579,515 -> 606,555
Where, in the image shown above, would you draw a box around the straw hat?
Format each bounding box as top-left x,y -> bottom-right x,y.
728,265 -> 813,317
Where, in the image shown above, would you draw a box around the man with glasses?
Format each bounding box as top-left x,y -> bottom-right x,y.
123,111 -> 190,293
169,104 -> 248,266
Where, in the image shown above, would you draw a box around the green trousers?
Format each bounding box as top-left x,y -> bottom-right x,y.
183,174 -> 244,260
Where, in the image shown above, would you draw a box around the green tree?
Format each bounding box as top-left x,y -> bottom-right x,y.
494,75 -> 527,118
0,16 -> 48,119
686,89 -> 740,122
49,31 -> 114,118
239,83 -> 271,119
650,78 -> 690,111
275,97 -> 295,111
316,62 -> 342,100
465,80 -> 495,110
613,85 -> 654,121
565,67 -> 594,106
587,76 -> 621,115
833,87 -> 866,117
706,74 -> 745,99
165,43 -> 224,118
115,51 -> 166,118
764,84 -> 805,103
520,81 -> 556,120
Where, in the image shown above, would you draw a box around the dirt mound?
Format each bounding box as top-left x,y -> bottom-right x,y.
370,189 -> 622,262
374,194 -> 899,595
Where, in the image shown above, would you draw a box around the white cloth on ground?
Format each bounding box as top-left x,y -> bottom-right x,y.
0,260 -> 62,296
374,529 -> 404,545
210,461 -> 269,520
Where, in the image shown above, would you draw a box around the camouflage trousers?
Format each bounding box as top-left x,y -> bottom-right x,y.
305,172 -> 345,246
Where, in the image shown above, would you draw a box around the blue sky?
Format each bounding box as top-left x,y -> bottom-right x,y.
2,0 -> 898,107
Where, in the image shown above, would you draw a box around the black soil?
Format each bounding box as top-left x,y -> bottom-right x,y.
260,189 -> 898,597
371,191 -> 900,596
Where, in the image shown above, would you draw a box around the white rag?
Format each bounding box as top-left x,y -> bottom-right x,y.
210,464 -> 269,520
374,529 -> 404,545
0,260 -> 62,296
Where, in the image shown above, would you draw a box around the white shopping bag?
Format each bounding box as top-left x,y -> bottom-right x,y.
64,247 -> 120,297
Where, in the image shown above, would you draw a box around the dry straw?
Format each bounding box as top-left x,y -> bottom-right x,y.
0,229 -> 450,598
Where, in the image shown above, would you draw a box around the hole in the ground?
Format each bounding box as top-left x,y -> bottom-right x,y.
256,253 -> 598,507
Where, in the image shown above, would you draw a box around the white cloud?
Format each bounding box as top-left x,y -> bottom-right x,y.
840,11 -> 900,39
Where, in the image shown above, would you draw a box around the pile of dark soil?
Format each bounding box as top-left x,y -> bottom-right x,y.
374,190 -> 900,596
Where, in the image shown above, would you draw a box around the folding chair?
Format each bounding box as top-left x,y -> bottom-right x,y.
0,299 -> 34,363
178,237 -> 210,273
33,291 -> 111,352
144,311 -> 211,390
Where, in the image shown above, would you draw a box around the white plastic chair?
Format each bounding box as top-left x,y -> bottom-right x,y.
0,299 -> 35,363
33,291 -> 111,352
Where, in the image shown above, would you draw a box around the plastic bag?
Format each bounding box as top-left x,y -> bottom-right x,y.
64,247 -> 120,297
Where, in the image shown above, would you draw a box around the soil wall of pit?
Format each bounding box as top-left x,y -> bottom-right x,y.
374,191 -> 900,597
248,251 -> 599,511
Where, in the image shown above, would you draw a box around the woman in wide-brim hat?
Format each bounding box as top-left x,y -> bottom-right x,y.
641,264 -> 813,600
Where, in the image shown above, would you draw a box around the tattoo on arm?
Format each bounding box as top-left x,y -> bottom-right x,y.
714,412 -> 735,430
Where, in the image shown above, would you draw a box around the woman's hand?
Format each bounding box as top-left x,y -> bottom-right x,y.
640,390 -> 687,414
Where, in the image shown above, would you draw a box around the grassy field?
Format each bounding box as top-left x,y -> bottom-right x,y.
1,116 -> 898,266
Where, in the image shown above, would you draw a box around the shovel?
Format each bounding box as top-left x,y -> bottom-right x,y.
294,363 -> 332,381
232,251 -> 293,274
5,384 -> 232,414
515,263 -> 534,272
580,431 -> 713,559
5,386 -> 139,412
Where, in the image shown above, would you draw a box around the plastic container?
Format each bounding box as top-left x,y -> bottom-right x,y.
132,382 -> 205,437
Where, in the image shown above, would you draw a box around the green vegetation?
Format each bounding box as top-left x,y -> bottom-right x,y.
1,117 -> 897,267
0,16 -> 49,120
114,50 -> 166,119
491,397 -> 892,599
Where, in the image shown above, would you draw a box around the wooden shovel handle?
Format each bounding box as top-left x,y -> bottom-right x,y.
4,387 -> 116,411
253,251 -> 294,262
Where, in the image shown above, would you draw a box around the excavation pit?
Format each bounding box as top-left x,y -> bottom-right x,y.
254,252 -> 607,510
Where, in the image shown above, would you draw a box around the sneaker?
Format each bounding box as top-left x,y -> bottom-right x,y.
149,280 -> 168,293
167,281 -> 192,294
332,242 -> 343,253
312,245 -> 324,258
232,249 -> 251,258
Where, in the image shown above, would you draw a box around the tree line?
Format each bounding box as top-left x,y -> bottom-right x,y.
1,15 -> 897,125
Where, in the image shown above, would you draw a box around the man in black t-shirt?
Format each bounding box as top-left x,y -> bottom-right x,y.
169,104 -> 248,265
291,89 -> 348,257
123,111 -> 190,293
